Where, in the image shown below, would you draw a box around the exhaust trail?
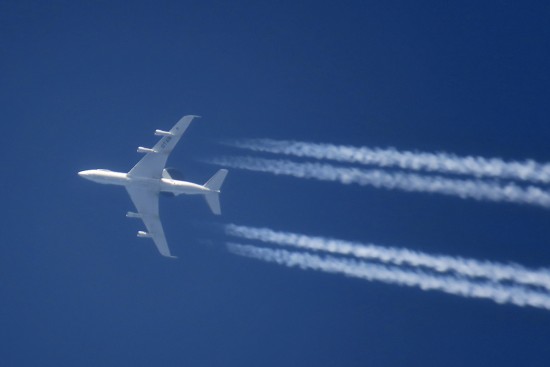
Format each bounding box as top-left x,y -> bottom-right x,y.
227,243 -> 550,311
208,156 -> 550,209
225,224 -> 550,291
225,139 -> 550,184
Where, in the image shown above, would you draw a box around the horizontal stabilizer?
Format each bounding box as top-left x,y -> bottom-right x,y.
204,169 -> 228,192
203,169 -> 228,215
205,193 -> 222,215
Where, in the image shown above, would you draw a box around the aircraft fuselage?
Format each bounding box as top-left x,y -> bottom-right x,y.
78,169 -> 212,196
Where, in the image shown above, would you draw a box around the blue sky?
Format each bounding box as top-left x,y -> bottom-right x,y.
2,1 -> 550,366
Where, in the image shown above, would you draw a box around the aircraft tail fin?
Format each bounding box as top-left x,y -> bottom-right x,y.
203,169 -> 228,215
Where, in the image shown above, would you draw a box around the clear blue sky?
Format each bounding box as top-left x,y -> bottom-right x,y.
2,1 -> 550,366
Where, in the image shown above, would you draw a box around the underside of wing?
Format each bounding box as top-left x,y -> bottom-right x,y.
126,186 -> 176,258
128,115 -> 199,179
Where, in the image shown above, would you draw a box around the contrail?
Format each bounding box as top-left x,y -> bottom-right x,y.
208,156 -> 550,209
225,139 -> 550,184
227,243 -> 550,311
225,224 -> 550,291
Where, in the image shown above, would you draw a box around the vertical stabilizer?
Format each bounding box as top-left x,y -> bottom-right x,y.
203,169 -> 228,215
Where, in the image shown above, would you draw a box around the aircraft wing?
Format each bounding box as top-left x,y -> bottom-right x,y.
128,115 -> 199,179
126,186 -> 176,258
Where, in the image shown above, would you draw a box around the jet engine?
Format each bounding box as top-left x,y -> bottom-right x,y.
154,129 -> 174,137
137,231 -> 152,238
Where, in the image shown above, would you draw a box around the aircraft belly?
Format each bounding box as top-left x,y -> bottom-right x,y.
129,177 -> 161,191
160,180 -> 204,195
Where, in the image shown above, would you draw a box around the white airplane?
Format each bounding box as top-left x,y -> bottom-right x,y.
78,115 -> 227,258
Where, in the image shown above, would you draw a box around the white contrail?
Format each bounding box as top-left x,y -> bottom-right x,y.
225,224 -> 550,291
208,156 -> 550,209
225,139 -> 550,184
227,243 -> 550,311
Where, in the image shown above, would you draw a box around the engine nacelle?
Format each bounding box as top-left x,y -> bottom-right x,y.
126,211 -> 141,218
137,146 -> 156,154
137,231 -> 152,238
155,129 -> 174,137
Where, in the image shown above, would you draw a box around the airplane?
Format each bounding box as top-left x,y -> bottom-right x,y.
78,115 -> 228,259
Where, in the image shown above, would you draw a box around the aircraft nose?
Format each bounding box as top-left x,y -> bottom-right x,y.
78,170 -> 88,177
